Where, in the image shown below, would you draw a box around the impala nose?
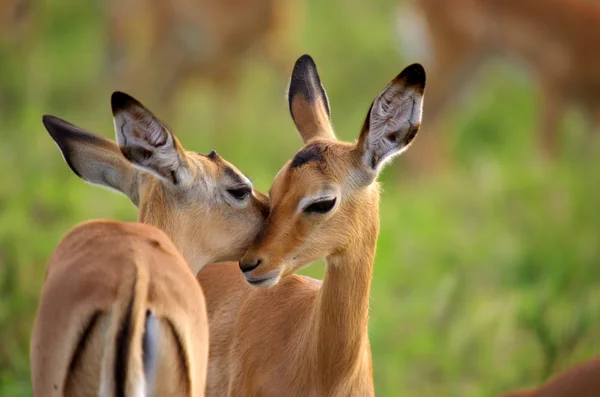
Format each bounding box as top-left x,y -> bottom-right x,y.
239,258 -> 261,273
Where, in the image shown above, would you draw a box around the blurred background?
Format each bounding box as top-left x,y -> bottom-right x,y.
1,0 -> 599,395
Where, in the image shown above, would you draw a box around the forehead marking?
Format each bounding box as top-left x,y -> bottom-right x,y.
223,166 -> 248,186
290,143 -> 326,169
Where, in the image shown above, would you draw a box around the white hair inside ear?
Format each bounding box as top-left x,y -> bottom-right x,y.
362,64 -> 425,172
111,92 -> 191,185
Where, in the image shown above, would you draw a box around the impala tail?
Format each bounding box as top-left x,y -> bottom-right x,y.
100,262 -> 158,397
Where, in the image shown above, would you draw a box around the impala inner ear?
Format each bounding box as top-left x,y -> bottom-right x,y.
357,63 -> 425,173
111,91 -> 191,185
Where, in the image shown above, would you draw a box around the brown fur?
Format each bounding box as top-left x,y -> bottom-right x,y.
0,0 -> 32,44
34,92 -> 270,395
30,220 -> 208,396
497,356 -> 600,397
42,92 -> 269,274
397,0 -> 600,170
198,55 -> 425,396
106,0 -> 301,117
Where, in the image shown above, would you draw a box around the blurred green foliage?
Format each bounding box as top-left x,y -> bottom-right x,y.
1,0 -> 599,396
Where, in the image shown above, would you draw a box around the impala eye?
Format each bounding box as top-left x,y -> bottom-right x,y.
227,187 -> 251,201
304,198 -> 336,214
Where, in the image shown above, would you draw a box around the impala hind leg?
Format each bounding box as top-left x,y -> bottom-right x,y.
402,45 -> 484,174
580,103 -> 600,157
538,82 -> 564,160
208,66 -> 242,146
259,0 -> 300,79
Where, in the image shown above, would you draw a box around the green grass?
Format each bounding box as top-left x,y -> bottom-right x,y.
1,0 -> 599,396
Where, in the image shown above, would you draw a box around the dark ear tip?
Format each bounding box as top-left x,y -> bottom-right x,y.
42,114 -> 56,128
111,91 -> 140,114
42,114 -> 71,136
294,54 -> 316,68
291,54 -> 319,80
289,54 -> 321,92
397,63 -> 426,90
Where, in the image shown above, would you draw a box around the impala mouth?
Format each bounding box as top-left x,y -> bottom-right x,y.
243,269 -> 281,288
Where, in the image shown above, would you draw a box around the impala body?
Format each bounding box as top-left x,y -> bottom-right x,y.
106,0 -> 299,113
0,0 -> 31,44
31,92 -> 269,396
31,220 -> 208,396
498,356 -> 600,397
198,55 -> 425,396
396,0 -> 600,168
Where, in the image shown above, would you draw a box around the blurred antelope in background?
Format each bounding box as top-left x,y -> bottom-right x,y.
498,355 -> 600,397
198,55 -> 425,396
0,0 -> 35,116
0,0 -> 32,45
106,0 -> 301,123
31,92 -> 270,395
395,0 -> 600,169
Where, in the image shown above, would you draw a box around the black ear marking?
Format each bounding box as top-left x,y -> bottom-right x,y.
42,115 -> 115,178
395,63 -> 426,93
402,125 -> 420,146
287,54 -> 330,120
170,169 -> 178,185
111,91 -> 144,115
120,146 -> 153,164
290,143 -> 326,169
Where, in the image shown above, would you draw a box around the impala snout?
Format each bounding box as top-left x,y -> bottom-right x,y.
238,257 -> 260,272
239,254 -> 282,288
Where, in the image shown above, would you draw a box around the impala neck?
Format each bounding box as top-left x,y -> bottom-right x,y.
137,182 -> 212,275
312,194 -> 379,390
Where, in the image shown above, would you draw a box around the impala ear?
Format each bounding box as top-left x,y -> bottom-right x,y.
356,63 -> 425,174
111,91 -> 191,185
43,115 -> 141,206
287,55 -> 336,143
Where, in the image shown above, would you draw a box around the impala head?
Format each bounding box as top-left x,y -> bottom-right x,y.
43,92 -> 269,272
239,55 -> 425,287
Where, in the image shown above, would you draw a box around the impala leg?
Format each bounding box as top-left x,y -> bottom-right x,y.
581,103 -> 600,157
402,43 -> 483,175
538,83 -> 563,160
209,66 -> 240,146
260,0 -> 299,79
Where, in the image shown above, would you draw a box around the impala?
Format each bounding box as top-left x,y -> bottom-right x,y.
395,0 -> 600,168
0,0 -> 31,44
106,0 -> 300,115
31,220 -> 209,396
31,91 -> 270,396
498,355 -> 600,397
198,55 -> 425,396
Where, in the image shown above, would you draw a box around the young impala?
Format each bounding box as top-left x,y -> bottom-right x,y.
31,92 -> 270,396
498,355 -> 600,397
198,55 -> 425,396
31,220 -> 209,396
395,0 -> 600,168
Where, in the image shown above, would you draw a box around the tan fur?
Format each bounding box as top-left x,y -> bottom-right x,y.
0,0 -> 32,44
31,220 -> 208,396
42,92 -> 270,274
396,0 -> 600,169
106,0 -> 301,115
197,56 -> 425,396
497,356 -> 600,397
33,92 -> 270,396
